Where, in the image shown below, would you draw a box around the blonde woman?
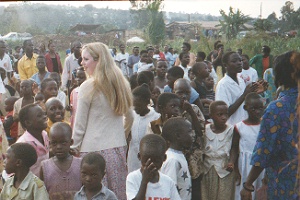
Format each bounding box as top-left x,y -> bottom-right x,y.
71,42 -> 133,200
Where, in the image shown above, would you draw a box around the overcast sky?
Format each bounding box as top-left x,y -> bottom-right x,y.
1,0 -> 299,18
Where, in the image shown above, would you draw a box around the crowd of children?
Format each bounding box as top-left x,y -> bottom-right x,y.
0,38 -> 298,200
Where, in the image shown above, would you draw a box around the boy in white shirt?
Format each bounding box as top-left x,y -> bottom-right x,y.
161,117 -> 193,200
239,54 -> 258,85
126,134 -> 181,200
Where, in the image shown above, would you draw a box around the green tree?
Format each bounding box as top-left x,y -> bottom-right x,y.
253,19 -> 273,32
147,0 -> 165,45
217,7 -> 250,40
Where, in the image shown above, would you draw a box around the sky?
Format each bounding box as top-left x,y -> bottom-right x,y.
1,0 -> 300,18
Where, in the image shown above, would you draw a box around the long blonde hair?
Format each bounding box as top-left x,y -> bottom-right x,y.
82,42 -> 132,115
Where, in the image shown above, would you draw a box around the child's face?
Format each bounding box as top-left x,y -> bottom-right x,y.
4,99 -> 14,112
242,55 -> 249,69
166,74 -> 177,89
204,76 -> 214,89
27,106 -> 48,131
81,163 -> 104,191
198,64 -> 210,79
140,53 -> 148,63
36,58 -> 46,71
75,70 -> 87,87
50,130 -> 72,160
133,48 -> 139,56
210,105 -> 228,126
225,53 -> 243,74
156,61 -> 168,77
4,147 -> 17,174
133,96 -> 149,116
34,94 -> 45,104
177,121 -> 193,150
43,81 -> 58,100
46,100 -> 65,123
139,145 -> 166,171
188,71 -> 195,81
181,54 -> 190,65
161,98 -> 181,118
173,82 -> 191,102
151,87 -> 161,102
119,45 -> 125,52
20,81 -> 32,96
244,98 -> 264,121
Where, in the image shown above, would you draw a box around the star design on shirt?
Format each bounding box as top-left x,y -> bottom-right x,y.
187,185 -> 192,195
181,171 -> 188,181
176,185 -> 182,194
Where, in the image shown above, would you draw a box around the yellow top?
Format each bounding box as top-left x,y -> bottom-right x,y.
17,53 -> 38,81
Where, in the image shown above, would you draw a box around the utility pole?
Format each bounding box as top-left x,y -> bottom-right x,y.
260,2 -> 262,19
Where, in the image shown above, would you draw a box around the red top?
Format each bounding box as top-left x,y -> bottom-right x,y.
45,52 -> 63,74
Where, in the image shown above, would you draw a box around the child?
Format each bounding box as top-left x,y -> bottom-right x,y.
239,54 -> 258,86
146,93 -> 181,135
40,78 -> 58,104
70,67 -> 86,128
115,44 -> 129,77
49,72 -> 66,108
133,50 -> 154,74
45,97 -> 65,134
150,86 -> 161,111
178,52 -> 191,81
161,117 -> 193,200
74,152 -> 117,200
191,62 -> 210,99
0,143 -> 49,199
30,55 -> 50,87
203,75 -> 216,120
126,134 -> 181,200
201,101 -> 239,200
3,96 -> 19,145
154,60 -> 168,93
188,68 -> 195,81
234,93 -> 265,200
41,122 -> 82,200
127,84 -> 160,173
16,103 -> 50,177
13,80 -> 34,137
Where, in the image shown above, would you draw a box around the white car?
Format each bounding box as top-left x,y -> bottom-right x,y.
1,32 -> 33,41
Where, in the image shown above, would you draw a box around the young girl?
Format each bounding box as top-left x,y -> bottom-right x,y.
235,93 -> 265,200
15,103 -> 49,177
154,60 -> 168,93
13,80 -> 35,137
40,78 -> 58,110
41,122 -> 82,199
70,67 -> 87,128
201,101 -> 239,200
127,84 -> 160,173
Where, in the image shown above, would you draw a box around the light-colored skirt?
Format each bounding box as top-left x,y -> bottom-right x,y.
81,146 -> 127,200
201,167 -> 235,200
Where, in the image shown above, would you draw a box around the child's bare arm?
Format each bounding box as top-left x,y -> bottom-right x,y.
183,100 -> 204,137
134,159 -> 156,200
226,128 -> 240,172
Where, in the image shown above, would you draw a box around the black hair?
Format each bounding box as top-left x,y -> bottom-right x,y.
133,46 -> 139,49
262,45 -> 271,54
197,51 -> 206,61
81,152 -> 106,174
157,93 -> 180,109
168,47 -> 173,51
179,52 -> 189,60
167,66 -> 184,78
222,51 -> 237,66
244,92 -> 262,105
40,78 -> 57,92
140,50 -> 148,56
161,117 -> 190,143
182,42 -> 191,51
216,43 -> 224,49
209,100 -> 227,115
132,83 -> 151,102
50,122 -> 72,139
19,103 -> 39,129
37,55 -> 46,60
137,71 -> 154,86
241,54 -> 249,60
147,47 -> 154,52
192,62 -> 206,75
23,39 -> 31,47
14,46 -> 21,51
274,51 -> 298,88
139,134 -> 167,154
119,44 -> 125,48
213,40 -> 221,50
10,143 -> 37,168
129,74 -> 138,90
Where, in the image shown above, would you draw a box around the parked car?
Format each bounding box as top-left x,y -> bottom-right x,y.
1,32 -> 33,41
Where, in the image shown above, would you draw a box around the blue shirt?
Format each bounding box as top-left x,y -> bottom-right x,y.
74,185 -> 118,200
30,72 -> 51,87
163,85 -> 199,104
251,87 -> 298,199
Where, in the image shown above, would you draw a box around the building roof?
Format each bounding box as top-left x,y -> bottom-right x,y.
69,24 -> 101,32
166,21 -> 253,30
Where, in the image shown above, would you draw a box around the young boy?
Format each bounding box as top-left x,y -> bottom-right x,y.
49,72 -> 66,108
45,97 -> 65,134
178,52 -> 191,81
41,122 -> 82,199
74,152 -> 117,200
3,96 -> 19,145
133,50 -> 154,74
126,134 -> 181,200
30,55 -> 50,87
161,117 -> 193,200
115,44 -> 129,77
0,143 -> 50,199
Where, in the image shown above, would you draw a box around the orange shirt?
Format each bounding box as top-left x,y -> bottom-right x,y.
262,57 -> 269,74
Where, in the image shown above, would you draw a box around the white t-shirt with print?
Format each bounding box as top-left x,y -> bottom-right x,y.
161,148 -> 192,200
126,169 -> 181,200
238,67 -> 258,86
